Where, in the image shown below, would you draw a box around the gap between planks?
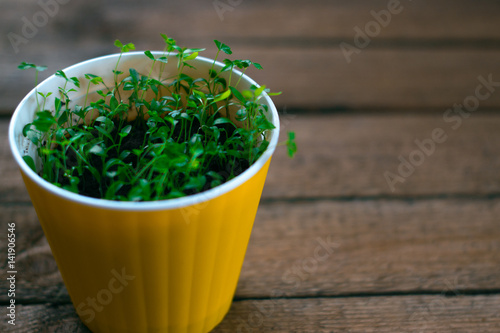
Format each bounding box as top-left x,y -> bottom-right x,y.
2,295 -> 500,332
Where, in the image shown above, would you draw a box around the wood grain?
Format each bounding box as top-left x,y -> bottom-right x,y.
265,112 -> 500,198
2,0 -> 500,112
3,0 -> 500,45
2,295 -> 500,332
215,295 -> 500,332
238,198 -> 500,298
2,1 -> 500,330
3,113 -> 500,202
2,198 -> 499,302
3,49 -> 500,113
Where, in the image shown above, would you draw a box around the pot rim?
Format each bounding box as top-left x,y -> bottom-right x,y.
9,51 -> 280,211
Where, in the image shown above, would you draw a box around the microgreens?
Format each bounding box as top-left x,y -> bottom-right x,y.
20,35 -> 297,201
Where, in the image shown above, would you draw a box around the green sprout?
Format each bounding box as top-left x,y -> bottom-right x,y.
20,35 -> 296,201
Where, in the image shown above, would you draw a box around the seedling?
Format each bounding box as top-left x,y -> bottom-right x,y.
20,36 -> 296,201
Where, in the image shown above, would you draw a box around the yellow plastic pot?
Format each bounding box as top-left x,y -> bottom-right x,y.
9,52 -> 279,332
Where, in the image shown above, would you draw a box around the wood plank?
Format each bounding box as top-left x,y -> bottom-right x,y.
3,113 -> 500,202
238,199 -> 500,298
3,48 -> 500,113
265,112 -> 500,198
230,49 -> 500,110
0,122 -> 30,203
2,1 -> 500,112
2,0 -> 500,44
216,295 -> 500,332
2,295 -> 500,332
2,199 -> 499,302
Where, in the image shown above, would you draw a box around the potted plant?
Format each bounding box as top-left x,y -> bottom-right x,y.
9,35 -> 295,333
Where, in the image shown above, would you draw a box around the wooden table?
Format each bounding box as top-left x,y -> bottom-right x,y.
1,1 -> 500,332
1,113 -> 500,332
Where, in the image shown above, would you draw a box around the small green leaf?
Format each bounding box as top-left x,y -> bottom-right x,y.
95,126 -> 114,141
89,143 -> 105,156
23,155 -> 36,172
193,89 -> 206,100
110,95 -> 119,111
32,111 -> 57,132
256,117 -> 276,130
22,123 -> 33,137
18,62 -> 36,70
207,171 -> 224,181
119,124 -> 132,138
229,86 -> 245,103
253,62 -> 263,70
221,59 -> 234,72
68,132 -> 85,143
185,48 -> 205,53
27,129 -> 39,145
55,70 -> 68,79
54,97 -> 62,114
184,52 -> 198,61
70,76 -> 80,88
166,190 -> 185,199
95,116 -> 108,123
213,117 -> 234,126
92,77 -> 103,85
183,175 -> 207,191
236,108 -> 247,121
144,50 -> 155,61
120,150 -> 131,160
125,43 -> 135,51
105,181 -> 124,199
115,40 -> 135,53
129,68 -> 139,84
241,90 -> 253,100
234,60 -> 251,69
85,73 -> 103,85
38,91 -> 52,99
214,40 -> 232,55
213,89 -> 231,103
153,155 -> 171,172
157,56 -> 168,64
255,85 -> 266,97
57,111 -> 69,126
63,176 -> 80,193
286,131 -> 297,158
128,179 -> 151,201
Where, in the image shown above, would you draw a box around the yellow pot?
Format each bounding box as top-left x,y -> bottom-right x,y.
9,52 -> 279,332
